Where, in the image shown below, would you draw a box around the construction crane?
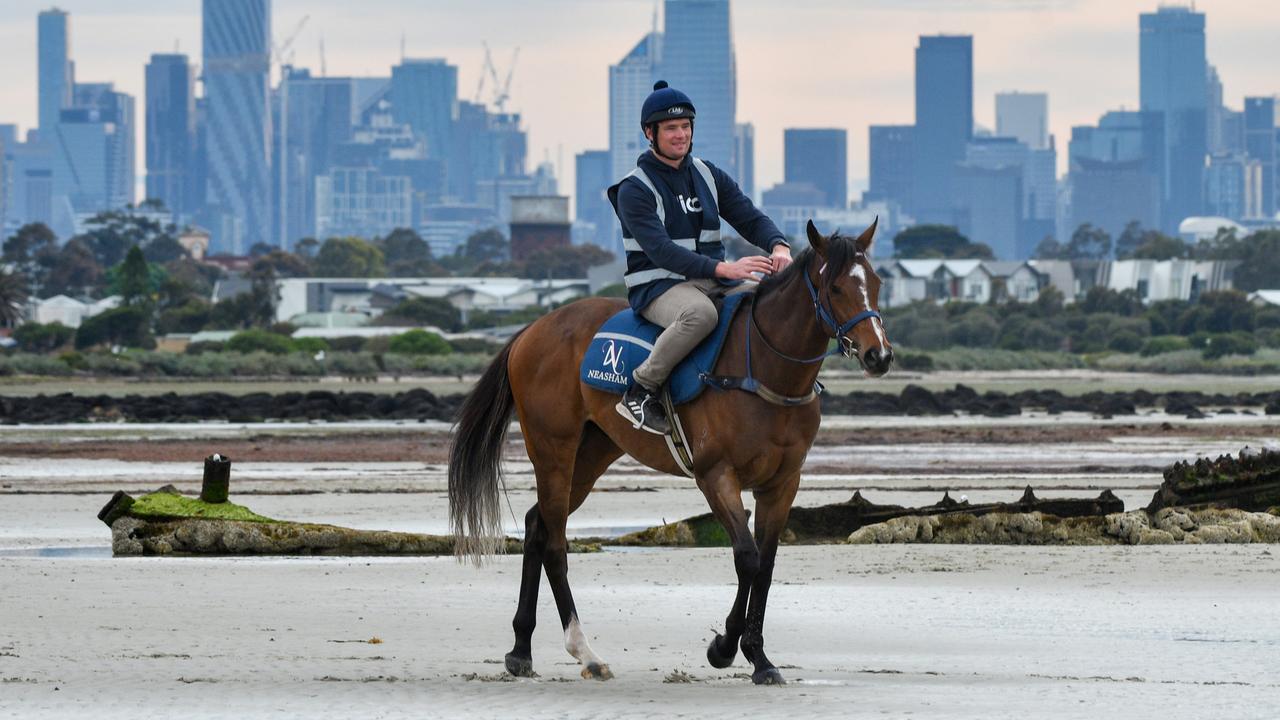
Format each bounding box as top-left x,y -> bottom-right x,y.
474,42 -> 519,114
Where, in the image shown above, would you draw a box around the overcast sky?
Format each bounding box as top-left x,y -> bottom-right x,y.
1,0 -> 1276,205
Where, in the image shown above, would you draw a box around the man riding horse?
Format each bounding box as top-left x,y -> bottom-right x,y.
608,80 -> 794,435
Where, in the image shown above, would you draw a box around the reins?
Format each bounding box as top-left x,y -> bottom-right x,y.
701,254 -> 882,407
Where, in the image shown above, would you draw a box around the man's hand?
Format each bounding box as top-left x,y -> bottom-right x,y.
770,244 -> 793,274
715,255 -> 774,280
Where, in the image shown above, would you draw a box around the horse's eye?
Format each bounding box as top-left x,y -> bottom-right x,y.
830,286 -> 843,296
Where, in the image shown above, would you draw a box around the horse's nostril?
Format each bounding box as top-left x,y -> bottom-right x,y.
864,348 -> 882,366
883,348 -> 895,366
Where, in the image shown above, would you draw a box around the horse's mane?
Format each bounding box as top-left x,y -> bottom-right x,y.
756,232 -> 861,300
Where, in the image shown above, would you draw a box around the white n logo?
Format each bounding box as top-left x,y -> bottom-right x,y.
602,340 -> 626,375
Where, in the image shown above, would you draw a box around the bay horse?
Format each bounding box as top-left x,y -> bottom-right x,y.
448,220 -> 893,685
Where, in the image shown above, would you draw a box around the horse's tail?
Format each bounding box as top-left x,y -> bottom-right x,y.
448,328 -> 524,563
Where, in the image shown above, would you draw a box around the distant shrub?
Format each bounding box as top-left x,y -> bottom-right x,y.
12,322 -> 75,353
327,336 -> 366,352
226,329 -> 294,355
291,336 -> 330,354
1107,330 -> 1145,354
387,329 -> 452,355
1202,332 -> 1257,360
1139,335 -> 1192,356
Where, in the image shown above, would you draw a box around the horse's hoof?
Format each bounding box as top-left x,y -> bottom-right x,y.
706,634 -> 737,669
581,662 -> 614,680
505,653 -> 534,677
752,667 -> 786,685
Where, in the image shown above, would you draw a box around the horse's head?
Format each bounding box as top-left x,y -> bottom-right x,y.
804,219 -> 894,377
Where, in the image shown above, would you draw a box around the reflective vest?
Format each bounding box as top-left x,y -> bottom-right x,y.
610,157 -> 724,290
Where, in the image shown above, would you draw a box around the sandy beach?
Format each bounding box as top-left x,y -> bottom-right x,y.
3,406 -> 1279,718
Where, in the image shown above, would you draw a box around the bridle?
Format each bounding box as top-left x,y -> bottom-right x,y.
748,257 -> 882,365
701,254 -> 883,407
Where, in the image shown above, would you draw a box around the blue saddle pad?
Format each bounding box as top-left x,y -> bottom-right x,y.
581,292 -> 749,406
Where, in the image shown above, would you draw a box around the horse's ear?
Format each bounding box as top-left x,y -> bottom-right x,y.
806,219 -> 828,256
855,217 -> 879,254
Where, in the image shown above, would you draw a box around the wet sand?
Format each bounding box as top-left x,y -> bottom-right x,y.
3,409 -> 1280,718
1,546 -> 1277,719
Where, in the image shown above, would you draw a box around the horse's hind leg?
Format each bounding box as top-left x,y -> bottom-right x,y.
504,504 -> 547,677
510,422 -> 620,680
545,423 -> 621,680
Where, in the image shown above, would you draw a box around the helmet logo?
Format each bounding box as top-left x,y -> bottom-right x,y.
668,106 -> 686,114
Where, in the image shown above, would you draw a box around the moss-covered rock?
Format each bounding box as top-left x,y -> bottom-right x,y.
845,508 -> 1280,546
128,492 -> 277,524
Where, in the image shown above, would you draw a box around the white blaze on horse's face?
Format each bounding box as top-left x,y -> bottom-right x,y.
847,260 -> 890,354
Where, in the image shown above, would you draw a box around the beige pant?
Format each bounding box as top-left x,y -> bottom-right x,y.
632,278 -> 754,391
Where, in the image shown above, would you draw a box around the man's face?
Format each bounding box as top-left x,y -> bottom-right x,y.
649,118 -> 692,159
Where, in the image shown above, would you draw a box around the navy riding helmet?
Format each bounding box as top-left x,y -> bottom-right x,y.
640,81 -> 696,157
640,80 -> 696,126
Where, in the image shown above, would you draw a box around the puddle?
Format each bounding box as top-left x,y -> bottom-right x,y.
0,546 -> 113,558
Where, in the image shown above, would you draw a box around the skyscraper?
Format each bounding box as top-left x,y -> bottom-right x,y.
37,9 -> 72,135
662,0 -> 736,174
390,59 -> 458,162
1068,110 -> 1165,239
1140,6 -> 1208,229
50,84 -> 135,236
784,128 -> 847,209
734,122 -> 755,201
867,125 -> 914,211
202,0 -> 272,253
276,68 -> 356,245
145,54 -> 195,219
1243,97 -> 1276,217
609,32 -> 662,183
574,149 -> 614,252
913,35 -> 973,224
996,92 -> 1048,150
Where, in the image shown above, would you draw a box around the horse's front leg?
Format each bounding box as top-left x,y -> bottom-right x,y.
740,475 -> 800,685
698,465 -> 758,671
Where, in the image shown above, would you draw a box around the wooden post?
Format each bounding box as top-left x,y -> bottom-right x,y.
201,454 -> 231,504
97,491 -> 135,527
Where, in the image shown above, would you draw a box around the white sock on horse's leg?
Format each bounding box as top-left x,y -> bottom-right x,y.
564,615 -> 612,679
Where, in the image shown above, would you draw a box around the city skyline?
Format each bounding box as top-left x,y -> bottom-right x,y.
2,0 -> 1277,206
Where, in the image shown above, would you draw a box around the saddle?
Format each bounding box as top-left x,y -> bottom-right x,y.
580,292 -> 750,406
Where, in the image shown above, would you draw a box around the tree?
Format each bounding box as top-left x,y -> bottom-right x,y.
12,321 -> 73,352
74,306 -> 154,349
1128,233 -> 1190,260
1193,230 -> 1280,293
252,249 -> 311,278
38,237 -> 103,299
462,228 -> 509,263
142,234 -> 189,264
382,296 -> 461,331
1064,224 -> 1112,260
0,268 -> 29,327
3,223 -> 57,266
295,237 -> 320,258
314,237 -> 386,277
892,225 -> 991,259
115,246 -> 154,307
1116,221 -> 1189,260
379,228 -> 433,277
1033,236 -> 1067,260
518,245 -> 615,279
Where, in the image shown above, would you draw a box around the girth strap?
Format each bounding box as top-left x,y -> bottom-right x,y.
700,373 -> 825,407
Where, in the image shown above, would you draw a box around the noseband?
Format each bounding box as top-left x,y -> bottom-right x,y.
803,267 -> 882,359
